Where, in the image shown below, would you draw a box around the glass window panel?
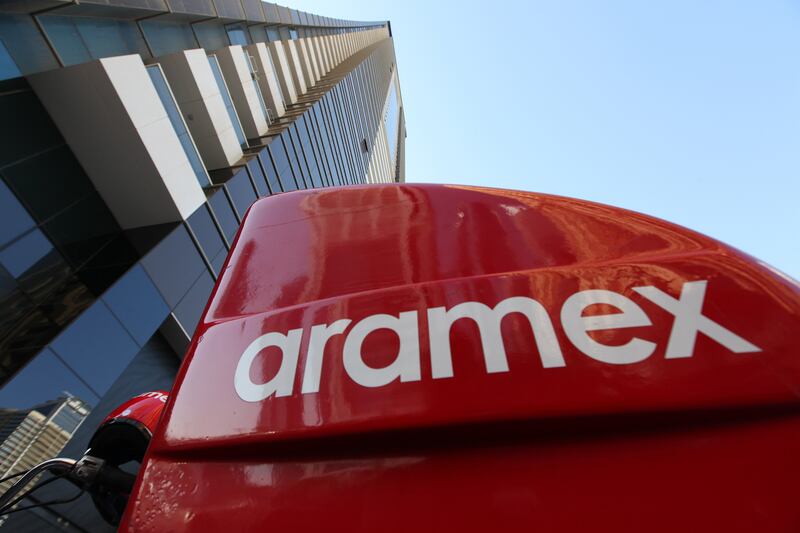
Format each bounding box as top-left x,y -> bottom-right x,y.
194,21 -> 228,51
36,15 -> 90,66
280,131 -> 304,189
208,188 -> 239,242
3,145 -> 94,223
174,270 -> 214,337
0,229 -> 53,278
211,247 -> 227,275
0,348 -> 99,410
146,65 -> 209,187
288,126 -> 310,188
102,264 -> 169,346
39,15 -> 148,66
0,179 -> 35,248
226,27 -> 248,46
270,138 -> 298,191
268,136 -> 290,174
226,168 -> 257,218
1,308 -> 61,380
0,15 -> 59,75
140,20 -> 197,57
266,28 -> 280,42
41,192 -> 119,269
258,151 -> 282,194
187,205 -> 225,261
75,233 -> 139,296
50,301 -> 140,397
0,264 -> 34,341
11,236 -> 71,305
246,158 -> 269,197
76,17 -> 148,59
0,39 -> 21,81
208,55 -> 247,147
141,225 -> 205,307
37,275 -> 93,329
0,87 -> 63,168
297,118 -> 323,188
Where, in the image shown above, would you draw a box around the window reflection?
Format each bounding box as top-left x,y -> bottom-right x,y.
0,229 -> 53,278
0,39 -> 20,81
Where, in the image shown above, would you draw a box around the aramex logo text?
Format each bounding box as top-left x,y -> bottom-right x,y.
234,280 -> 760,402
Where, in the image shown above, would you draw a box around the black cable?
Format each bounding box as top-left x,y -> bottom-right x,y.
0,470 -> 29,485
0,489 -> 84,517
0,474 -> 65,515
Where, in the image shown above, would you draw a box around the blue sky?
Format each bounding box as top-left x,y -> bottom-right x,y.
293,0 -> 800,277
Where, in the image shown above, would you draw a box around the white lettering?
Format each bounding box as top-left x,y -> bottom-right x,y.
561,289 -> 655,364
231,280 -> 763,402
342,311 -> 422,387
428,297 -> 564,379
235,329 -> 303,402
301,319 -> 351,393
633,280 -> 760,357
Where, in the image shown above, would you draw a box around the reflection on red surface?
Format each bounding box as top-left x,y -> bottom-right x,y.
121,185 -> 800,532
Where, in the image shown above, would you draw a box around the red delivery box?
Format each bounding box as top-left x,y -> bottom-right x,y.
121,184 -> 800,532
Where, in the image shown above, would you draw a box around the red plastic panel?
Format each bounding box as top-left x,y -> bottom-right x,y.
121,185 -> 800,531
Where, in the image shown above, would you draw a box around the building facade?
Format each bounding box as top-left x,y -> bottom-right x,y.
0,1 -> 405,529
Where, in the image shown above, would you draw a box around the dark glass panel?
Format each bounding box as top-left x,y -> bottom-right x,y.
0,39 -> 20,81
140,20 -> 198,57
0,88 -> 63,169
141,225 -> 205,307
208,188 -> 239,242
123,222 -> 180,257
0,309 -> 61,383
0,264 -> 34,341
75,233 -> 139,295
246,157 -> 269,197
285,126 -> 313,189
258,151 -> 283,194
36,15 -> 90,66
39,15 -> 148,66
50,300 -> 139,397
41,192 -> 119,269
2,145 -> 94,223
226,168 -> 257,218
193,21 -> 228,50
211,247 -> 227,275
11,238 -> 73,306
269,138 -> 298,192
102,264 -> 169,347
0,179 -> 34,248
187,204 -> 225,261
0,15 -> 59,75
280,131 -> 303,189
38,275 -> 94,329
0,228 -> 53,278
174,270 -> 213,337
0,348 -> 99,409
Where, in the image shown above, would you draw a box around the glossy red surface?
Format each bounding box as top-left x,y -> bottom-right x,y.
101,391 -> 169,436
120,185 -> 800,532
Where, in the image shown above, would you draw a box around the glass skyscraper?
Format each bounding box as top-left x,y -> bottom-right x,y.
0,2 -> 405,529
